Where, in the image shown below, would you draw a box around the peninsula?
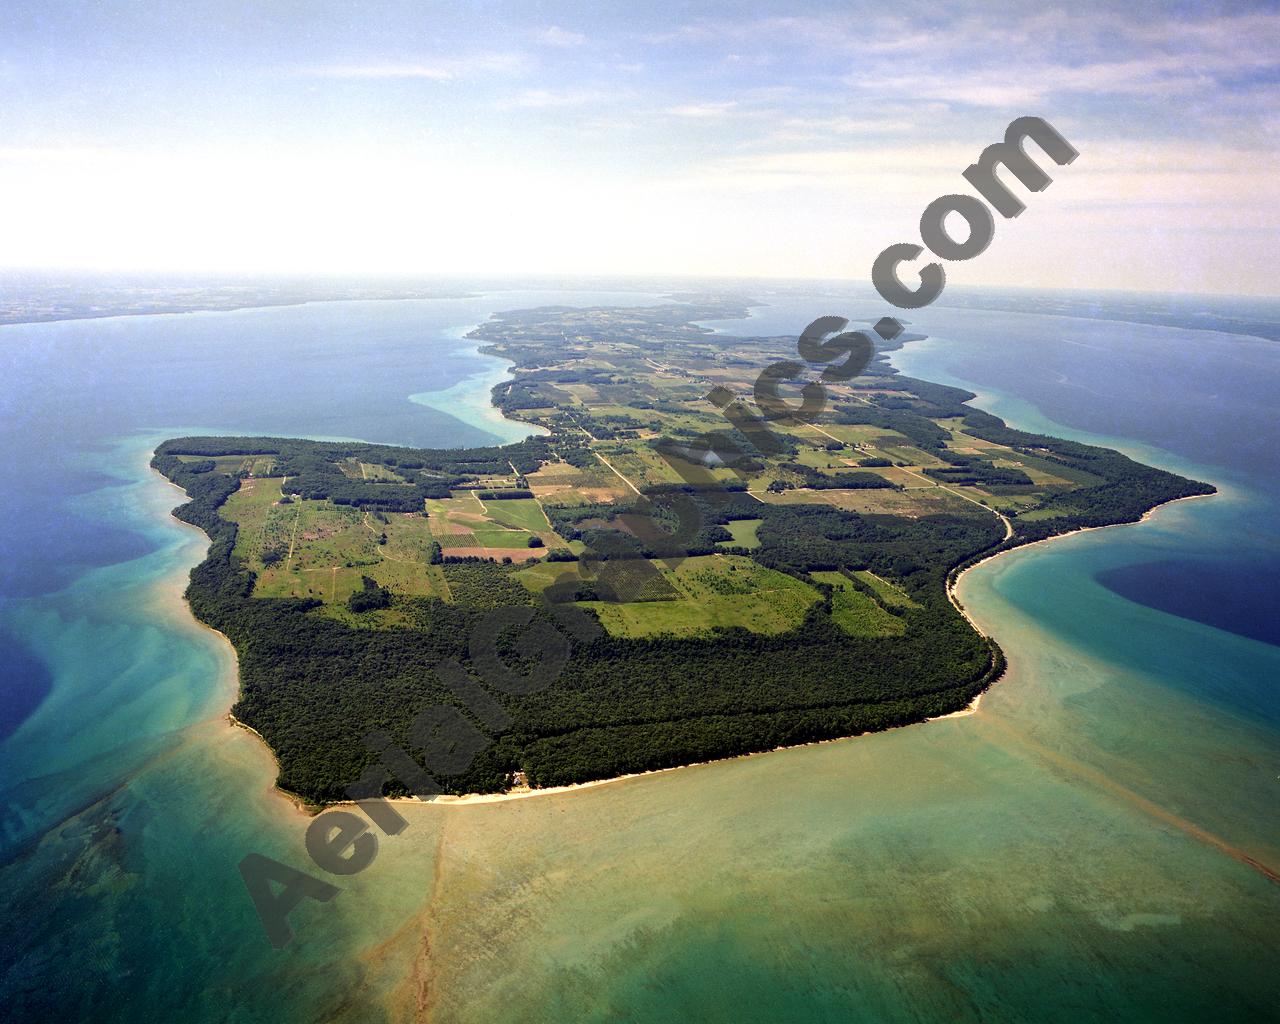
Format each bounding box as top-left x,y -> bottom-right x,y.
153,298 -> 1214,804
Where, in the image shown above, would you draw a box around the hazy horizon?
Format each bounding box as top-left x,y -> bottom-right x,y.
2,1 -> 1277,297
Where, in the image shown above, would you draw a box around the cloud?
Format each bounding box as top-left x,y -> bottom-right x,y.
768,115 -> 919,141
540,26 -> 587,47
508,88 -> 614,109
300,53 -> 527,81
666,101 -> 739,119
310,63 -> 455,81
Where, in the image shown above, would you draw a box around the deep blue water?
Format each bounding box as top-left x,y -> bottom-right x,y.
1095,557 -> 1280,648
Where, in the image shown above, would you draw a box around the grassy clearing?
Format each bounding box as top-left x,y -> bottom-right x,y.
580,555 -> 820,638
1017,507 -> 1068,522
851,570 -> 920,609
484,498 -> 551,533
717,518 -> 762,549
471,528 -> 537,549
179,453 -> 276,475
811,571 -> 906,637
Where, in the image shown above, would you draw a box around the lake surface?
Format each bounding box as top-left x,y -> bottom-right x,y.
0,285 -> 1276,1022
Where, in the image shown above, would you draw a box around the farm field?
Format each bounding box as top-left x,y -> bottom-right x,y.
220,479 -> 563,603
717,517 -> 763,548
577,555 -> 820,638
851,569 -> 920,609
811,571 -> 907,637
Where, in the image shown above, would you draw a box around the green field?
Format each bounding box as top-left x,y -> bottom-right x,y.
811,571 -> 907,637
1017,507 -> 1068,522
178,453 -> 276,475
484,497 -> 553,534
515,559 -> 577,594
337,458 -> 408,482
580,555 -> 820,638
716,518 -> 762,549
851,569 -> 920,609
221,479 -> 453,602
471,528 -> 539,549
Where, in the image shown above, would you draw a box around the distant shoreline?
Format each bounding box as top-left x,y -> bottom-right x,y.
0,292 -> 482,331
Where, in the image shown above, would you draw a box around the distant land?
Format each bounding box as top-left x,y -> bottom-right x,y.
153,298 -> 1215,804
0,271 -> 477,326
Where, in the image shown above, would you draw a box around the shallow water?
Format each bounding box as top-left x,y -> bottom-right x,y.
394,294 -> 1280,1021
1,287 -> 1277,1022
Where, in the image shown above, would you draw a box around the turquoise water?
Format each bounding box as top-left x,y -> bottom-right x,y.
1,286 -> 1277,1022
0,290 -> 662,1021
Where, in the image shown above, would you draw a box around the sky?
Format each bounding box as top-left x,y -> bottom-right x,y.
0,0 -> 1277,296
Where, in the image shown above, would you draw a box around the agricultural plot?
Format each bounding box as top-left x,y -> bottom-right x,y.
1017,508 -> 1068,522
716,518 -> 762,549
423,491 -> 560,557
874,442 -> 949,467
799,423 -> 901,446
379,512 -> 441,562
484,497 -> 553,534
536,462 -> 633,505
795,446 -> 852,470
425,493 -> 487,531
579,555 -> 820,638
222,477 -> 288,560
850,569 -> 920,609
593,445 -> 689,488
179,453 -> 277,476
993,450 -> 1104,487
949,485 -> 1043,513
514,559 -> 578,595
810,572 -> 907,637
337,459 -> 407,481
858,465 -> 933,488
558,383 -> 603,404
220,481 -> 453,603
757,484 -> 974,518
990,457 -> 1076,488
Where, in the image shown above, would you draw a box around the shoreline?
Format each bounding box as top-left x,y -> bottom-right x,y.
155,443 -> 1218,815
145,448 -> 318,820
932,488 -> 1220,721
0,292 -> 483,332
144,318 -> 1221,812
409,343 -> 549,445
949,488 -> 1219,613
